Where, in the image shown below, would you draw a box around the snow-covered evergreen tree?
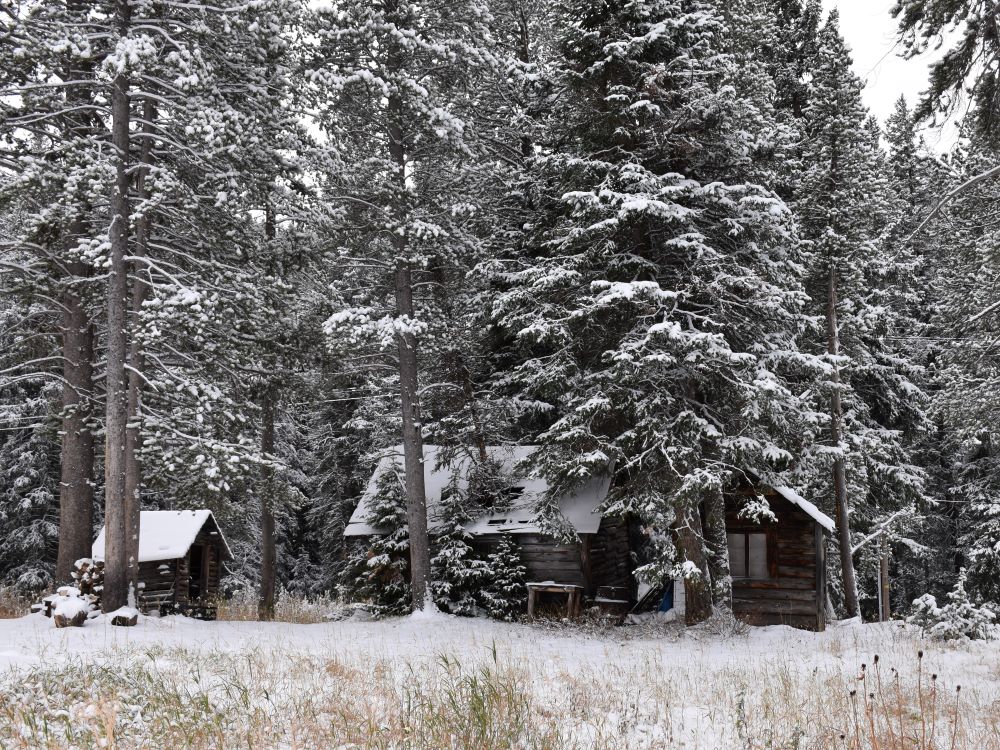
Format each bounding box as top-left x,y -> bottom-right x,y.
343,471 -> 412,617
486,0 -> 818,623
479,534 -> 528,621
310,0 -> 497,608
429,477 -> 486,616
785,11 -> 929,618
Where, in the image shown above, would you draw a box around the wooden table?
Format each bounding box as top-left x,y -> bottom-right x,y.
526,582 -> 584,619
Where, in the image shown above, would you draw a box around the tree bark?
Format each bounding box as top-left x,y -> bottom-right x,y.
827,263 -> 860,619
675,501 -> 713,625
386,15 -> 431,610
55,0 -> 97,585
879,545 -> 891,622
102,0 -> 133,613
258,384 -> 277,620
56,246 -> 95,583
703,486 -> 732,610
124,97 -> 155,594
395,261 -> 431,609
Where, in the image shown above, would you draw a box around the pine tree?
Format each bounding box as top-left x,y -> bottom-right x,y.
0,0 -> 104,584
429,480 -> 486,616
310,0 -> 496,609
0,298 -> 60,592
343,471 -> 412,617
487,0 -> 818,624
479,534 -> 527,621
791,12 -> 929,618
894,0 -> 1000,144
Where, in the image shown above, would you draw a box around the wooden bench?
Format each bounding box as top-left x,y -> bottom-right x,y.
526,582 -> 583,619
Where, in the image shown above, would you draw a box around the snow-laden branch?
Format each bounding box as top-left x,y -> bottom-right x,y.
908,163 -> 1000,240
851,508 -> 911,554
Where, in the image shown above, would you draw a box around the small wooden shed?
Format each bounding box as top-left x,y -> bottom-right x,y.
725,484 -> 834,631
92,509 -> 232,616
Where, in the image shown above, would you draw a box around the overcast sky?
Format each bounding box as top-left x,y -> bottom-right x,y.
824,0 -> 958,151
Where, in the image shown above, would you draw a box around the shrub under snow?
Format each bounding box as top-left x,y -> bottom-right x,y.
907,569 -> 996,641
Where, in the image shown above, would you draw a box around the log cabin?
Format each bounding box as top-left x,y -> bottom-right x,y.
345,446 -> 834,630
725,484 -> 834,631
92,509 -> 232,618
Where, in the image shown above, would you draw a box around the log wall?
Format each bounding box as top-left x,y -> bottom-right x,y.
135,518 -> 227,611
476,517 -> 635,599
726,492 -> 824,631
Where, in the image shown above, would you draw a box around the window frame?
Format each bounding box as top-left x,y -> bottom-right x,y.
727,530 -> 775,581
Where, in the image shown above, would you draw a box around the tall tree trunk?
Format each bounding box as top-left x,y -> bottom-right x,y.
102,0 -> 132,613
703,486 -> 732,610
124,97 -> 155,594
675,501 -> 713,625
258,384 -> 277,619
879,544 -> 891,622
55,0 -> 97,585
394,260 -> 431,609
386,21 -> 431,610
56,248 -> 95,582
827,263 -> 860,619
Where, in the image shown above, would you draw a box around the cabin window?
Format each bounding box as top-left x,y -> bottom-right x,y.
727,532 -> 771,579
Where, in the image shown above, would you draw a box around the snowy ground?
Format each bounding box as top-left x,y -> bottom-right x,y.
1,611 -> 998,748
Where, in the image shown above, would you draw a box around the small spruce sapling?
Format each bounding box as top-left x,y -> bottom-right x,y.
430,476 -> 487,616
907,569 -> 996,640
479,535 -> 527,621
343,470 -> 411,617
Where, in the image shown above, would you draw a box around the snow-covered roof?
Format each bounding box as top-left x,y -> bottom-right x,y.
92,510 -> 232,563
344,445 -> 610,538
772,485 -> 835,532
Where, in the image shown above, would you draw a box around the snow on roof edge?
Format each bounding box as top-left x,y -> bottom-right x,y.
92,510 -> 233,563
772,485 -> 836,532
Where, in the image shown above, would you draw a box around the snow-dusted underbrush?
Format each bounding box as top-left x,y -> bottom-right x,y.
0,586 -> 31,619
214,589 -> 340,624
1,617 -> 998,749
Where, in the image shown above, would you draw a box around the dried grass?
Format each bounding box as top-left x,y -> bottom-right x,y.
214,589 -> 338,624
1,622 -> 998,749
0,586 -> 32,619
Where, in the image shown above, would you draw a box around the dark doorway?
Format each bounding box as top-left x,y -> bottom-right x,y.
189,544 -> 205,601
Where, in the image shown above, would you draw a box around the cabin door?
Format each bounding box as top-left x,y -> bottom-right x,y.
189,544 -> 207,601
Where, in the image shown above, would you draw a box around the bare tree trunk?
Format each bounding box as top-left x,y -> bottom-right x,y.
56,248 -> 95,582
703,486 -> 732,610
102,0 -> 132,613
258,384 -> 277,619
675,502 -> 713,625
395,261 -> 431,609
386,19 -> 431,610
55,0 -> 97,585
879,545 -> 890,622
124,97 -> 155,594
827,263 -> 860,619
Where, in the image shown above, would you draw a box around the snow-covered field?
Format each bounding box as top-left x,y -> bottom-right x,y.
1,612 -> 998,749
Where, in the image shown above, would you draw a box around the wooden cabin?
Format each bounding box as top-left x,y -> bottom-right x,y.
725,484 -> 833,631
345,446 -> 833,630
92,509 -> 232,617
345,446 -> 634,611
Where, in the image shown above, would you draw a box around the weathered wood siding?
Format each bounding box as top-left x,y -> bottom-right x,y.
138,559 -> 177,609
479,534 -> 587,587
588,516 -> 633,597
135,516 -> 227,610
726,492 -> 824,631
476,517 -> 634,600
